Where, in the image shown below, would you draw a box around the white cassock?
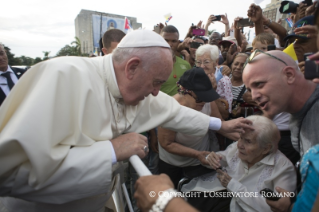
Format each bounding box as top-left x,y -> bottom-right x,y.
0,54 -> 214,211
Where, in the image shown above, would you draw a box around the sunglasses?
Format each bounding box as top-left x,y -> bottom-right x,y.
243,49 -> 288,69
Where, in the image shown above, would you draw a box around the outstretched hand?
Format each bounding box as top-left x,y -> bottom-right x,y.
219,117 -> 254,134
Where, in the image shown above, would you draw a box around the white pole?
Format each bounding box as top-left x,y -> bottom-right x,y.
129,155 -> 152,176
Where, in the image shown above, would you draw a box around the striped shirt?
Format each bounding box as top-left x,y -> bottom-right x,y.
232,84 -> 245,101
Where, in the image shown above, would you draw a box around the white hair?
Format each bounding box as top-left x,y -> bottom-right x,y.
246,115 -> 279,154
195,44 -> 219,62
112,47 -> 172,71
0,43 -> 4,50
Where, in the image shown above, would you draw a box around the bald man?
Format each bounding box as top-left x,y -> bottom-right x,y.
243,50 -> 319,210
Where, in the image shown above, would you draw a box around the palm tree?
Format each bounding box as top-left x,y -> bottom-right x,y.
71,37 -> 81,56
42,51 -> 50,61
207,29 -> 216,36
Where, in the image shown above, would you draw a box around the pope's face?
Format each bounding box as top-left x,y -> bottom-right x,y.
124,50 -> 173,106
243,61 -> 290,118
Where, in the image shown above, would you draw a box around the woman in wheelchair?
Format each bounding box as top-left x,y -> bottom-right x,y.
181,115 -> 296,212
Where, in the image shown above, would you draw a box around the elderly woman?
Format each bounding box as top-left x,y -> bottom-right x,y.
195,44 -> 233,120
158,67 -> 220,188
182,115 -> 296,212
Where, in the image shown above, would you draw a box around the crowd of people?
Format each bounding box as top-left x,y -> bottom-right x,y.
0,1 -> 319,212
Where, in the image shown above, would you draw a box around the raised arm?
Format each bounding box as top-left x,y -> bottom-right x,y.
247,3 -> 264,35
262,15 -> 288,47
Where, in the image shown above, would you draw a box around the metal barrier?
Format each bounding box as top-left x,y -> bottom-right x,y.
106,155 -> 152,212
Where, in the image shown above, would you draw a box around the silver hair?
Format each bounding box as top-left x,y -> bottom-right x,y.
246,115 -> 279,154
112,47 -> 172,71
0,43 -> 4,50
195,44 -> 219,62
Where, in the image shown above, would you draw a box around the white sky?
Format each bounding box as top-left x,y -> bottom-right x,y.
1,0 -> 299,59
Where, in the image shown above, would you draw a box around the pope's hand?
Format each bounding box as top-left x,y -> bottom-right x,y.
110,132 -> 148,161
134,174 -> 174,211
219,117 -> 254,134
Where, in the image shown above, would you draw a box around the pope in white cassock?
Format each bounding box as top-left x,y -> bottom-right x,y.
0,30 -> 252,212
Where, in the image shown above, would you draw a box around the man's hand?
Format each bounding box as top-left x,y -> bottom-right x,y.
196,20 -> 204,29
226,43 -> 238,65
217,169 -> 232,187
306,2 -> 317,16
265,187 -> 291,212
134,174 -> 174,211
206,151 -> 222,169
298,61 -> 305,74
294,25 -> 318,38
296,2 -> 307,21
197,151 -> 211,165
218,117 -> 254,134
110,132 -> 148,161
247,4 -> 263,23
206,15 -> 215,28
234,17 -> 244,29
243,91 -> 258,106
158,22 -> 165,34
220,13 -> 229,25
181,38 -> 192,49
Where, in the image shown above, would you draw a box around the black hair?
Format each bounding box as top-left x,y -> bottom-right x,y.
162,25 -> 179,36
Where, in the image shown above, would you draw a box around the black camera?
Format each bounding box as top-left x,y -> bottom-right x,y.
279,0 -> 313,14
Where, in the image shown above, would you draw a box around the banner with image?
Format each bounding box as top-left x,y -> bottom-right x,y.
92,15 -> 128,48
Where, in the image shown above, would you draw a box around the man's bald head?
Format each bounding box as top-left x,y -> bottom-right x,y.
243,50 -> 315,117
244,50 -> 299,74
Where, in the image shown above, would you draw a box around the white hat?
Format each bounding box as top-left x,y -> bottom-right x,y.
117,30 -> 170,48
219,36 -> 238,46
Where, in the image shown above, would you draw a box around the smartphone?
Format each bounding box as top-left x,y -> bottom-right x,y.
192,28 -> 205,36
212,15 -> 222,21
190,42 -> 203,49
304,52 -> 314,61
267,45 -> 276,51
305,60 -> 319,80
260,188 -> 281,201
153,25 -> 160,34
237,18 -> 254,28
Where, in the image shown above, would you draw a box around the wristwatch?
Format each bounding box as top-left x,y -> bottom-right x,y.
150,188 -> 179,212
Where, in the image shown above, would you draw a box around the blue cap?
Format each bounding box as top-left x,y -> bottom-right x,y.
284,16 -> 314,41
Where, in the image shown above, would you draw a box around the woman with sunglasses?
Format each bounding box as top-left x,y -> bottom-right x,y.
157,67 -> 220,188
